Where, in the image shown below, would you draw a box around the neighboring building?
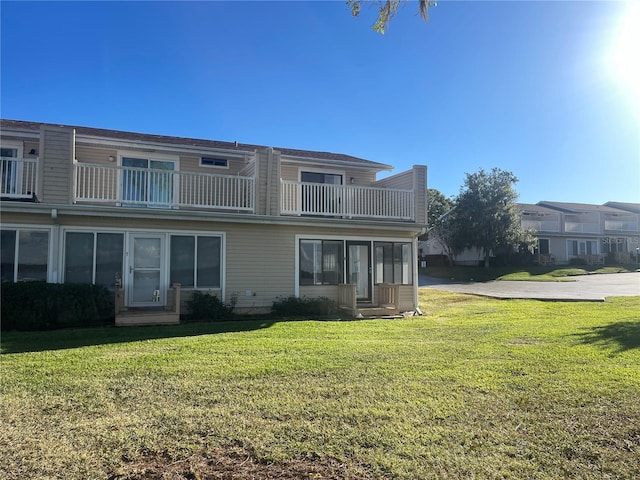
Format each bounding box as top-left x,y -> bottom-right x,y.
0,119 -> 427,323
421,201 -> 640,266
530,201 -> 640,265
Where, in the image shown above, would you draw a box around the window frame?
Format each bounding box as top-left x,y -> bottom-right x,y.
62,231 -> 125,288
1,226 -> 52,283
299,239 -> 344,286
169,234 -> 223,289
200,157 -> 229,169
118,152 -> 179,208
374,241 -> 413,285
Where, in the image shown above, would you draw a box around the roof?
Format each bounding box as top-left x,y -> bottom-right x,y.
0,119 -> 392,171
604,202 -> 640,214
517,203 -> 561,215
537,201 -> 632,214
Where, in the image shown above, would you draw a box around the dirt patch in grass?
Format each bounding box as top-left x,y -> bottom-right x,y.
109,445 -> 375,480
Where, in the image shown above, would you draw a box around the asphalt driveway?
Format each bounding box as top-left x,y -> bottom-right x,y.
419,272 -> 640,301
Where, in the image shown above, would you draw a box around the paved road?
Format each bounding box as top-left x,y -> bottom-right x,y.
419,272 -> 640,301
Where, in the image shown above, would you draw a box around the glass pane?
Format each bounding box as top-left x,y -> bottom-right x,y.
134,238 -> 161,268
401,243 -> 412,284
17,230 -> 48,281
122,157 -> 148,203
322,240 -> 342,285
1,230 -> 16,282
96,233 -> 124,288
1,147 -> 18,157
197,236 -> 221,287
65,232 -> 94,283
300,240 -> 320,285
132,271 -> 160,303
170,236 -> 195,287
349,244 -> 369,299
149,161 -> 174,206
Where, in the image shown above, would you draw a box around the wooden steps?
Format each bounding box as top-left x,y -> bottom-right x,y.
115,309 -> 180,326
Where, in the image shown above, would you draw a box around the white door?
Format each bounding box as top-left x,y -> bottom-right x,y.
127,234 -> 166,307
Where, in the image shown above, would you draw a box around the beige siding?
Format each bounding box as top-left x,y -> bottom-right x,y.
179,154 -> 246,176
75,145 -> 117,165
281,162 -> 377,186
374,170 -> 413,190
40,126 -> 73,204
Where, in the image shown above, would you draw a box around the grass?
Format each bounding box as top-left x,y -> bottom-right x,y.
1,291 -> 640,479
424,265 -> 635,282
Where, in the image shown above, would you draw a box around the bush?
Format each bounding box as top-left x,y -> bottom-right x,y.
187,291 -> 236,321
1,282 -> 114,331
271,296 -> 337,318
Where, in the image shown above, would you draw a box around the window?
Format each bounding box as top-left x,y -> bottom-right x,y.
170,235 -> 221,288
1,229 -> 49,282
299,240 -> 343,285
122,156 -> 175,207
567,239 -> 598,256
201,157 -> 228,168
300,172 -> 343,215
64,232 -> 124,287
537,239 -> 550,255
374,242 -> 412,285
1,145 -> 20,196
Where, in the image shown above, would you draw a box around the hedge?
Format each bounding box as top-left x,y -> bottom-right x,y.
1,282 -> 114,331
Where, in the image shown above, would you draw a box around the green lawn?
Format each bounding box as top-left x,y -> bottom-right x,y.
1,291 -> 639,479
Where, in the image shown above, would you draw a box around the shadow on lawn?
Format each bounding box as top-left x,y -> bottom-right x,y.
0,319 -> 277,354
573,321 -> 640,353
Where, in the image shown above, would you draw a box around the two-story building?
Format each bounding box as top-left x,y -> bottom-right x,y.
528,201 -> 640,265
0,119 -> 427,324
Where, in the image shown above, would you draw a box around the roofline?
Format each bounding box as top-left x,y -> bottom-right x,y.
1,118 -> 392,171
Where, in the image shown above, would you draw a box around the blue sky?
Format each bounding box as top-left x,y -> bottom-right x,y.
1,1 -> 638,204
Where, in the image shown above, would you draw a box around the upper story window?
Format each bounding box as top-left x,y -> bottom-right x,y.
121,156 -> 175,208
201,157 -> 228,168
301,171 -> 342,185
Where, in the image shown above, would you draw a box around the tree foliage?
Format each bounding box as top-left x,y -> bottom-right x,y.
347,0 -> 435,34
448,168 -> 534,267
426,188 -> 455,263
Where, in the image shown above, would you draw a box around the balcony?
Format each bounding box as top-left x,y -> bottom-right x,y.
1,157 -> 38,199
604,219 -> 638,232
73,162 -> 255,212
565,222 -> 600,234
281,180 -> 414,221
522,218 -> 561,233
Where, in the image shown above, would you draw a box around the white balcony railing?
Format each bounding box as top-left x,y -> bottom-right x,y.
1,157 -> 38,199
522,219 -> 561,233
604,220 -> 638,232
565,222 -> 600,234
74,163 -> 255,211
281,180 -> 414,220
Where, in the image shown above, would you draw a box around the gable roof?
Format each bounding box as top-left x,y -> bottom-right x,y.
604,202 -> 640,214
0,119 -> 392,171
537,201 -> 630,214
518,203 -> 561,215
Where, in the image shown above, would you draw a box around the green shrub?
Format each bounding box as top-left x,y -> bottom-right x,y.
271,296 -> 337,318
186,291 -> 236,321
1,282 -> 114,331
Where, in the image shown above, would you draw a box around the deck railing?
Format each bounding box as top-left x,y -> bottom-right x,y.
0,157 -> 38,199
281,180 -> 414,220
74,162 -> 255,211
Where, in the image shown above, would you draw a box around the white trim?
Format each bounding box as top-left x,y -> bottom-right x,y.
0,139 -> 24,157
200,156 -> 229,169
294,233 -> 415,298
59,226 -> 227,304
